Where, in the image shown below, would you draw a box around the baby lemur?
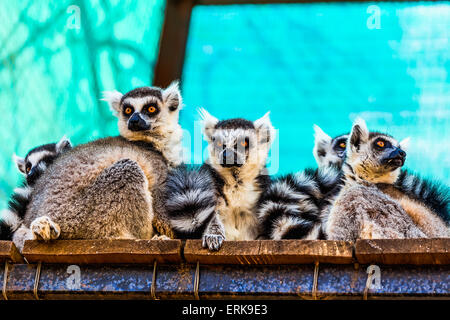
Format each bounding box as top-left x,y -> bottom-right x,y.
164,109 -> 274,250
12,82 -> 183,250
325,118 -> 449,240
0,137 -> 72,244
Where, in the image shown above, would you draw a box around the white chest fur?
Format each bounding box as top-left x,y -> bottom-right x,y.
217,180 -> 261,241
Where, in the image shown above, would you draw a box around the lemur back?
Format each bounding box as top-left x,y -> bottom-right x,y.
0,137 -> 71,241
12,83 -> 183,250
24,137 -> 167,239
164,109 -> 275,250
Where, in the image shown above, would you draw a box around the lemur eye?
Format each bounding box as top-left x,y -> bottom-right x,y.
124,106 -> 133,115
240,138 -> 249,148
339,142 -> 346,149
26,164 -> 31,173
148,105 -> 156,113
376,140 -> 385,148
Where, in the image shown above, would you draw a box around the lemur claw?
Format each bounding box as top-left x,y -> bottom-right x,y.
202,234 -> 224,251
30,216 -> 61,241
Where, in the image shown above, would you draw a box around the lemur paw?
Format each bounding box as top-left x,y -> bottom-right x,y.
151,234 -> 172,240
30,216 -> 61,241
202,234 -> 224,251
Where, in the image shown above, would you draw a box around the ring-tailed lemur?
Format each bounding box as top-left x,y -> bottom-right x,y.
164,109 -> 274,250
314,124 -> 449,233
0,137 -> 72,242
12,82 -> 183,250
313,125 -> 348,170
325,118 -> 449,240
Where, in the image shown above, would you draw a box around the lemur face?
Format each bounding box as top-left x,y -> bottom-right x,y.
210,119 -> 255,168
345,118 -> 409,184
200,109 -> 275,173
14,136 -> 72,185
313,125 -> 348,169
103,82 -> 182,142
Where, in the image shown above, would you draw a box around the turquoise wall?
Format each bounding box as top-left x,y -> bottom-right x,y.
181,2 -> 450,182
0,0 -> 165,209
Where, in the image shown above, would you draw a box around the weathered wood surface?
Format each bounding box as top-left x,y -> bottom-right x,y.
355,238 -> 450,265
0,241 -> 24,263
22,240 -> 182,264
184,240 -> 354,264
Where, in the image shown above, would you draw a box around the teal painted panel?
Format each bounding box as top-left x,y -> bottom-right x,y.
0,0 -> 165,210
181,2 -> 450,185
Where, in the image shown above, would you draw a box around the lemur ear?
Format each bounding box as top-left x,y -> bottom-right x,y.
313,124 -> 332,145
163,81 -> 182,112
12,154 -> 26,175
198,108 -> 219,141
399,137 -> 410,152
254,112 -> 275,145
101,90 -> 123,113
313,124 -> 331,164
56,135 -> 72,154
349,117 -> 369,151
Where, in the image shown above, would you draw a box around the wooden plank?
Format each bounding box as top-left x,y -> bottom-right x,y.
0,241 -> 24,263
153,0 -> 195,88
22,240 -> 182,264
184,240 -> 354,264
355,238 -> 450,265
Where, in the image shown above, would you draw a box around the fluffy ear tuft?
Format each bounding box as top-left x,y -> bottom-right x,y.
56,135 -> 72,154
313,124 -> 331,165
399,137 -> 410,152
254,111 -> 275,145
163,81 -> 182,112
101,90 -> 123,113
198,108 -> 219,141
349,117 -> 369,150
313,124 -> 332,145
12,154 -> 26,175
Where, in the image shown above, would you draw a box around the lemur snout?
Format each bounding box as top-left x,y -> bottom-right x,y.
221,149 -> 243,167
383,147 -> 406,168
128,113 -> 150,131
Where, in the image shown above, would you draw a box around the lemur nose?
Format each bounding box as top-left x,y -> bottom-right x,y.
398,149 -> 406,158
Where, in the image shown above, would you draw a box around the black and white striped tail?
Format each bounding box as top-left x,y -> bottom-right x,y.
0,185 -> 31,240
257,167 -> 342,240
395,170 -> 450,225
164,165 -> 218,239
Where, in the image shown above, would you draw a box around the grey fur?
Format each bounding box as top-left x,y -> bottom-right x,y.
13,83 -> 183,250
325,118 -> 449,240
1,136 -> 72,243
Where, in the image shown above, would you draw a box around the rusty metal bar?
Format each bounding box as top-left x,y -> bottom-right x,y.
1,263 -> 448,299
194,261 -> 200,300
312,261 -> 319,300
33,262 -> 42,300
151,260 -> 158,300
2,262 -> 9,300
